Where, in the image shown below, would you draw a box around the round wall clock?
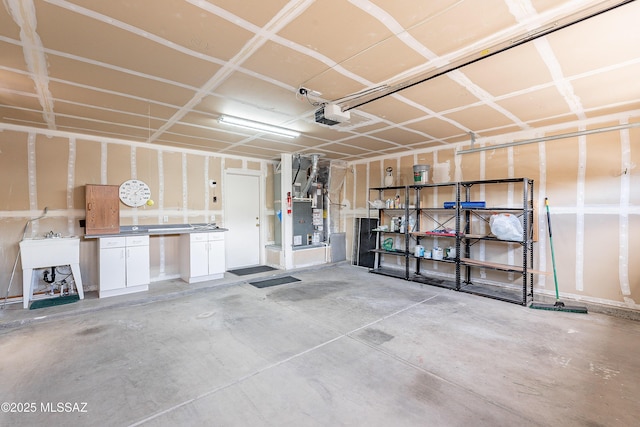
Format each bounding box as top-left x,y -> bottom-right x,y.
119,179 -> 151,207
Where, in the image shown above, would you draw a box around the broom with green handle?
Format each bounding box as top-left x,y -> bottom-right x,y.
530,198 -> 588,313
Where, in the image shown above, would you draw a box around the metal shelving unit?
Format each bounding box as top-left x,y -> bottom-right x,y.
410,182 -> 460,290
458,178 -> 535,305
368,185 -> 412,280
367,178 -> 535,306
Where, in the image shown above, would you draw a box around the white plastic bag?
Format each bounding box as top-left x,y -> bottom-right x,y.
489,213 -> 523,241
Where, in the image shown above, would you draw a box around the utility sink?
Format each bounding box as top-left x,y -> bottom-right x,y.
20,237 -> 80,269
19,237 -> 84,308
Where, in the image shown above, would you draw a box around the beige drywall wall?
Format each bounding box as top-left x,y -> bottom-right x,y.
0,130 -> 29,210
0,128 -> 270,300
344,120 -> 640,311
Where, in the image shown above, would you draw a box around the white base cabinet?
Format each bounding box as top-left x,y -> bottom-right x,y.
98,235 -> 150,298
180,232 -> 226,283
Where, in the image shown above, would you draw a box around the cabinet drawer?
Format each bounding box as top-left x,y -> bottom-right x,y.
126,235 -> 149,246
99,237 -> 126,248
190,232 -> 209,243
208,232 -> 225,241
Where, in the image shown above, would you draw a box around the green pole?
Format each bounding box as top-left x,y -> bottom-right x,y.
545,197 -> 560,301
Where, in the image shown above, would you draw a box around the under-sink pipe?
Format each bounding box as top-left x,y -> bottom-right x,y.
301,153 -> 321,196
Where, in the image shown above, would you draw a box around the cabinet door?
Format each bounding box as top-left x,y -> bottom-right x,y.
86,185 -> 120,235
208,240 -> 226,275
100,247 -> 126,292
190,241 -> 210,277
126,245 -> 150,287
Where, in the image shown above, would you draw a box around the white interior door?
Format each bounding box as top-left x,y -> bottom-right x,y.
224,172 -> 261,269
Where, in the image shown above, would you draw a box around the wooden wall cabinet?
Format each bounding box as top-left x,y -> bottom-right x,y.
85,184 -> 120,235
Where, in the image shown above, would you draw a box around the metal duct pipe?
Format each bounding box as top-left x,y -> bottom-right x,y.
301,153 -> 321,196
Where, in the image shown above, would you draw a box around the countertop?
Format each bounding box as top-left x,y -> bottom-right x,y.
84,223 -> 228,239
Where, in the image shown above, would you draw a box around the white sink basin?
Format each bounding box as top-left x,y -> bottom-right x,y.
20,237 -> 80,269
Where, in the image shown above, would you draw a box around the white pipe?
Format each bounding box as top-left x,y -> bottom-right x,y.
2,207 -> 48,308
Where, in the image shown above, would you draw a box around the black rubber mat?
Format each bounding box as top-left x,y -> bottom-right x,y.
228,265 -> 278,276
249,276 -> 300,288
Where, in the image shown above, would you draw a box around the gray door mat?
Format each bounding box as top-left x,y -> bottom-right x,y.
249,276 -> 300,288
229,265 -> 278,276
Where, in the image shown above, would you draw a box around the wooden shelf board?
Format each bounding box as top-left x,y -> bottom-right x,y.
460,257 -> 549,275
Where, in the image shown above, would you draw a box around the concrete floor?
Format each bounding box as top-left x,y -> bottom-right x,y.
1,263 -> 638,426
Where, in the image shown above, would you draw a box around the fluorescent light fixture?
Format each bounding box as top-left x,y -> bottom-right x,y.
218,115 -> 300,138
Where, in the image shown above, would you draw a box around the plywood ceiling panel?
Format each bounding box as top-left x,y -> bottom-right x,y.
584,102 -> 640,120
407,0 -> 517,56
546,1 -> 640,77
444,104 -> 520,133
35,2 -> 225,85
0,105 -> 47,128
341,136 -> 400,152
55,116 -> 149,140
405,117 -> 470,140
158,129 -> 233,150
277,0 -> 392,64
368,0 -> 462,29
280,136 -> 337,152
166,122 -> 241,141
357,96 -> 428,123
369,126 -> 432,145
71,0 -> 255,61
340,37 -> 427,84
401,75 -> 479,113
244,140 -> 310,154
301,67 -> 369,102
0,41 -> 30,72
47,56 -> 199,106
409,141 -> 449,152
313,143 -> 370,156
222,145 -> 285,159
241,41 -> 330,89
0,0 -> 637,160
46,81 -> 179,120
53,101 -> 159,130
461,42 -> 552,97
0,6 -> 19,39
495,86 -> 574,123
156,135 -> 234,151
572,64 -> 640,110
199,0 -> 291,27
0,69 -> 39,99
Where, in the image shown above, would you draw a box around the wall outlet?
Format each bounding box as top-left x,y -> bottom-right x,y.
209,180 -> 217,188
163,215 -> 169,223
210,214 -> 216,223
